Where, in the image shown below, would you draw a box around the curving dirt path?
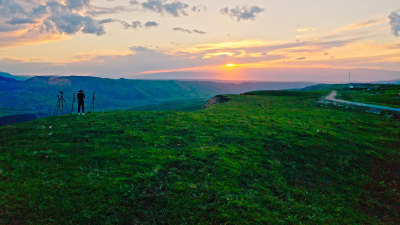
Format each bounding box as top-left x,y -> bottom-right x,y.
325,91 -> 400,112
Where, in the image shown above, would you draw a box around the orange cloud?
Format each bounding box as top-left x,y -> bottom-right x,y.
333,17 -> 385,33
139,64 -> 223,75
203,52 -> 235,58
184,39 -> 279,53
296,27 -> 316,33
0,28 -> 68,48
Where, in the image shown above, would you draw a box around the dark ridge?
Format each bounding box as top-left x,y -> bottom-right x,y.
0,76 -> 18,83
0,113 -> 38,126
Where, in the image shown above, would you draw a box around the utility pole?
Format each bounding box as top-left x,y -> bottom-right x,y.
348,72 -> 351,86
348,72 -> 352,100
348,72 -> 353,89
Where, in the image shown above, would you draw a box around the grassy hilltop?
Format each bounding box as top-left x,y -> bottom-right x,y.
1,91 -> 399,224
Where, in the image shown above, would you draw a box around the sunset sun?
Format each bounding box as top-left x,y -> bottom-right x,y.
226,63 -> 236,67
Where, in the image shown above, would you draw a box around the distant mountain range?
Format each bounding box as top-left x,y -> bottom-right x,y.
130,68 -> 400,84
0,72 -> 314,123
376,79 -> 400,84
0,71 -> 28,81
2,70 -> 398,126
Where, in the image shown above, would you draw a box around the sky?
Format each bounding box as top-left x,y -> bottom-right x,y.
0,0 -> 400,82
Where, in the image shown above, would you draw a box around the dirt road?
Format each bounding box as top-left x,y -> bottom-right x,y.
325,91 -> 400,112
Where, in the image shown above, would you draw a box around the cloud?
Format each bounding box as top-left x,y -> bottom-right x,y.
0,0 -> 114,47
191,5 -> 205,13
388,10 -> 400,37
134,0 -> 202,17
0,47 -> 201,76
42,1 -> 111,36
0,0 -> 27,18
99,18 -> 115,24
296,27 -> 316,33
130,0 -> 139,5
120,20 -> 158,29
193,29 -> 206,35
296,17 -> 386,43
144,21 -> 159,28
6,18 -> 37,25
0,24 -> 20,32
87,6 -> 131,16
32,4 -> 48,18
66,0 -> 90,10
45,13 -> 107,36
130,46 -> 156,53
186,39 -> 357,57
81,17 -> 107,35
172,27 -> 206,34
0,31 -> 67,48
163,1 -> 190,16
349,18 -> 383,29
121,21 -> 142,29
334,18 -> 384,33
220,5 -> 265,21
173,27 -> 191,33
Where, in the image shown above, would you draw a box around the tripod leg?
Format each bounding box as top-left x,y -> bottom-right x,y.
54,100 -> 60,116
53,101 -> 58,115
71,99 -> 75,115
57,100 -> 61,115
58,100 -> 61,115
62,99 -> 70,115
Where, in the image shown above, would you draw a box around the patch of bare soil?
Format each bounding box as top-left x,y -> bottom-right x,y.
203,95 -> 230,108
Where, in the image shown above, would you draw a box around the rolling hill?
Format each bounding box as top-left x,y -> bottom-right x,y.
0,73 -> 313,120
1,90 -> 399,224
0,71 -> 27,81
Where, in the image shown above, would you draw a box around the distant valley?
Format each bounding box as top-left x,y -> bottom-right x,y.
0,72 -> 314,125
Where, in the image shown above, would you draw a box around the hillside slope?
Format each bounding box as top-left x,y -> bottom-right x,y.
1,91 -> 399,224
0,75 -> 313,118
0,71 -> 27,81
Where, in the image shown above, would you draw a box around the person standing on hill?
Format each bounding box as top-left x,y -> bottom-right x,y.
77,90 -> 85,115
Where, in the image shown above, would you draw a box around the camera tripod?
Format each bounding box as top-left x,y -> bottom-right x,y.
90,92 -> 96,113
53,91 -> 70,116
90,92 -> 102,113
70,93 -> 76,115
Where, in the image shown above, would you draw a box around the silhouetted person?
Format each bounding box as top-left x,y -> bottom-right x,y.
77,90 -> 85,115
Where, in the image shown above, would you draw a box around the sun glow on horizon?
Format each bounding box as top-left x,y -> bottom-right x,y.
226,63 -> 236,67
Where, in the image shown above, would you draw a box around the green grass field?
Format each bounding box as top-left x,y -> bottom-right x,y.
1,91 -> 399,224
130,99 -> 207,112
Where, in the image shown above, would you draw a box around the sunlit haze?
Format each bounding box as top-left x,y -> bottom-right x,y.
1,0 -> 400,82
